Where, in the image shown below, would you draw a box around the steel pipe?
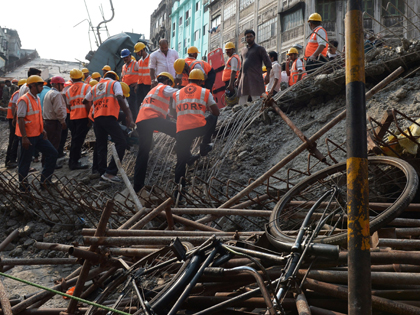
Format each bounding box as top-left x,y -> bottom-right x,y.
130,197 -> 172,230
83,236 -> 242,246
0,229 -> 19,252
81,229 -> 261,237
0,258 -> 77,266
295,291 -> 311,315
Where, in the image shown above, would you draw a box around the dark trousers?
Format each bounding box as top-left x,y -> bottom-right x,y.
175,115 -> 218,186
128,84 -> 138,119
133,117 -> 176,192
69,118 -> 90,167
6,119 -> 18,165
58,113 -> 70,156
43,120 -> 62,165
136,84 -> 151,110
94,116 -> 127,176
306,55 -> 329,73
18,134 -> 58,190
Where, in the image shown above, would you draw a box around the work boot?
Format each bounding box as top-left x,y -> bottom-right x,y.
6,161 -> 18,169
187,154 -> 200,166
200,143 -> 214,157
69,162 -> 89,170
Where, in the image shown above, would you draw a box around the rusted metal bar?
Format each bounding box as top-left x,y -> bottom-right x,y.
102,247 -> 157,257
8,306 -> 137,314
310,306 -> 346,315
84,236 -> 239,246
371,289 -> 420,300
336,251 -> 420,265
130,197 -> 173,230
159,213 -> 221,232
0,229 -> 19,252
396,228 -> 420,237
366,66 -> 404,100
0,258 -> 77,266
295,291 -> 311,315
376,239 -> 420,250
0,279 -> 12,315
370,264 -> 420,272
165,207 -> 175,230
82,229 -> 261,237
67,247 -> 107,265
81,267 -> 118,299
185,297 -> 296,311
288,201 -> 420,212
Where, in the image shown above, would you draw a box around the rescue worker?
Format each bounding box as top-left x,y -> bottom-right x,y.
305,13 -> 329,71
286,47 -> 307,86
222,42 -> 241,93
91,72 -> 101,82
65,69 -> 91,170
262,66 -> 268,93
58,79 -> 73,158
82,68 -> 91,84
102,65 -> 111,78
10,79 -> 19,94
173,69 -> 220,195
121,48 -> 139,118
184,46 -> 215,90
4,79 -> 26,168
89,79 -> 98,87
133,72 -> 177,193
134,42 -> 151,110
16,75 -> 58,191
174,58 -> 205,89
83,71 -> 135,183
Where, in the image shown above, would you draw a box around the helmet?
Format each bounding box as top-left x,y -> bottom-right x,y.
157,72 -> 175,87
120,82 -> 130,98
287,47 -> 299,55
81,68 -> 89,74
27,75 -> 44,85
89,80 -> 98,87
18,79 -> 27,86
174,59 -> 186,74
134,42 -> 146,53
70,69 -> 83,80
224,42 -> 235,50
91,72 -> 101,80
189,69 -> 204,81
308,13 -> 322,22
105,70 -> 119,81
102,65 -> 111,71
187,46 -> 200,54
131,56 -> 136,61
121,48 -> 131,58
12,79 -> 18,84
225,87 -> 239,106
262,66 -> 267,72
51,76 -> 65,84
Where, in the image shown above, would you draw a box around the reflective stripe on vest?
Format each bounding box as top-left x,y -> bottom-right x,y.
222,54 -> 240,82
92,80 -> 120,119
304,26 -> 329,58
122,60 -> 138,86
85,76 -> 91,84
137,55 -> 151,85
136,84 -> 171,122
7,90 -> 19,119
288,59 -> 307,86
15,93 -> 43,137
66,82 -> 89,120
174,84 -> 209,132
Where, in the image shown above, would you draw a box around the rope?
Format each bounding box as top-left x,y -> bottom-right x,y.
0,272 -> 132,315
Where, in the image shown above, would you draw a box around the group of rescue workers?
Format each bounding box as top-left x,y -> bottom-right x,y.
2,12 -> 332,197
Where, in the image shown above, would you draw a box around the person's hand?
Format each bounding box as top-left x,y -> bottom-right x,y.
87,120 -> 92,128
12,118 -> 16,127
42,130 -> 48,140
22,136 -> 31,150
309,55 -> 317,61
264,75 -> 269,85
234,79 -> 239,87
227,84 -> 234,93
151,80 -> 158,88
61,122 -> 67,130
127,118 -> 135,129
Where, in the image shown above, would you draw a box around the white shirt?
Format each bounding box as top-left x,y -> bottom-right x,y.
17,91 -> 39,118
11,91 -> 19,104
229,54 -> 239,71
295,59 -> 303,71
267,61 -> 281,92
84,78 -> 123,102
162,85 -> 179,98
149,48 -> 179,79
281,71 -> 289,83
315,26 -> 327,47
18,83 -> 29,99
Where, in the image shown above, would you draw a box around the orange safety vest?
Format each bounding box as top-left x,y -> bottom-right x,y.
91,80 -> 120,119
289,59 -> 307,86
7,90 -> 19,119
15,93 -> 43,138
305,26 -> 329,58
121,60 -> 138,86
84,75 -> 92,84
174,83 -> 210,133
222,54 -> 241,82
137,55 -> 151,85
136,83 -> 171,122
181,58 -> 211,87
66,82 -> 90,120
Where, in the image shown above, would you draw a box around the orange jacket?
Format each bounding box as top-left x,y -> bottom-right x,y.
91,80 -> 120,119
137,55 -> 151,85
181,58 -> 212,87
136,83 -> 171,122
305,26 -> 329,58
289,59 -> 307,86
222,54 -> 241,82
7,90 -> 19,119
66,82 -> 90,120
174,83 -> 210,133
121,60 -> 138,86
84,75 -> 92,84
15,93 -> 43,138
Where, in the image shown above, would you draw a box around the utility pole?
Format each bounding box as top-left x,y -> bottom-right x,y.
345,0 -> 372,314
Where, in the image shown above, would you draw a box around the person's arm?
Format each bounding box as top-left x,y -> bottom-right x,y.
310,45 -> 326,60
205,68 -> 216,90
149,53 -> 158,88
207,93 -> 220,116
235,55 -> 243,87
117,95 -> 135,127
261,48 -> 272,85
264,68 -> 271,85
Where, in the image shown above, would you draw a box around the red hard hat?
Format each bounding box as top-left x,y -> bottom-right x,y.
51,76 -> 65,84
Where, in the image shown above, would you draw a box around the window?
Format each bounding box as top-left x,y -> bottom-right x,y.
204,4 -> 208,12
156,21 -> 158,28
196,1 -> 200,12
316,0 -> 336,21
282,9 -> 303,31
178,42 -> 182,51
362,0 -> 374,16
179,16 -> 183,25
184,39 -> 187,48
382,0 -> 404,15
203,23 -> 208,36
185,47 -> 188,54
239,0 -> 255,10
186,9 -> 191,20
211,15 -> 221,29
224,1 -> 236,21
163,13 -> 166,21
195,30 -> 200,41
172,22 -> 176,37
258,17 -> 277,42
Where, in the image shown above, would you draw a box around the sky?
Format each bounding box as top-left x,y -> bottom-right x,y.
0,0 -> 158,63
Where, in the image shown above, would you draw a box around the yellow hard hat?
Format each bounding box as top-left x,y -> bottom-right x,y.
224,42 -> 235,50
70,69 -> 84,80
308,13 -> 322,22
18,79 -> 27,86
174,59 -> 186,75
91,72 -> 101,80
102,65 -> 111,71
287,47 -> 299,55
134,42 -> 146,53
120,82 -> 130,98
81,68 -> 89,74
262,66 -> 267,72
131,56 -> 136,61
27,75 -> 44,85
189,69 -> 204,81
157,72 -> 175,87
187,46 -> 200,54
105,71 -> 119,81
89,80 -> 98,87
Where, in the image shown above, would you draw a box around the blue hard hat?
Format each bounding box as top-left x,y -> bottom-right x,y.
121,49 -> 131,58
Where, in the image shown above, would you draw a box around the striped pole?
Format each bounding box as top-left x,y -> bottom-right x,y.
345,0 -> 372,314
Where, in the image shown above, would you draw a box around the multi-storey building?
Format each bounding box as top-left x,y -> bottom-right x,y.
170,0 -> 210,60
0,28 -> 6,68
2,28 -> 21,64
150,0 -> 175,50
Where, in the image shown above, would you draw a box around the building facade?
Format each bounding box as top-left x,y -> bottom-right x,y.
170,0 -> 210,60
2,28 -> 21,64
150,0 -> 175,50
